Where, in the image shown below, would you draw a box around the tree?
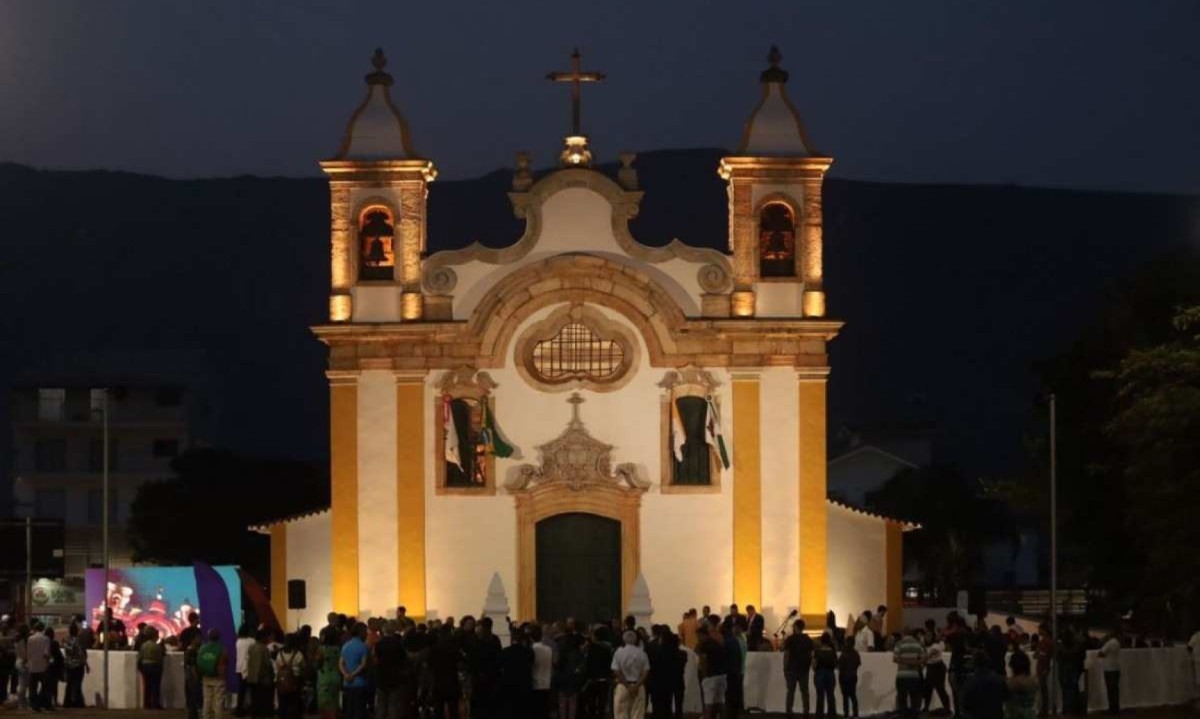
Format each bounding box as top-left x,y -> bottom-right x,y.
1104,306 -> 1200,629
866,464 -> 1016,601
1024,250 -> 1200,628
127,448 -> 328,579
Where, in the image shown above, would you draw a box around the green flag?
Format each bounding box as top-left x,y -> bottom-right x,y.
481,402 -> 515,458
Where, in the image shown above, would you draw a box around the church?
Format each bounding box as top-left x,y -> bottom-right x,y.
256,47 -> 914,636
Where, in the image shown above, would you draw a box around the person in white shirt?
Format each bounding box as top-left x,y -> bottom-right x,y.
530,625 -> 554,719
234,624 -> 256,716
855,625 -> 876,653
1098,630 -> 1123,715
611,631 -> 650,719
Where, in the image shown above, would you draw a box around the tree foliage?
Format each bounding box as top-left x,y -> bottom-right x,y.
127,448 -> 329,579
1104,306 -> 1200,614
1026,250 -> 1200,630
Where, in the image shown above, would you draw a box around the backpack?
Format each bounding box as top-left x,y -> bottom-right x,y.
64,638 -> 85,669
276,651 -> 302,694
197,642 -> 222,678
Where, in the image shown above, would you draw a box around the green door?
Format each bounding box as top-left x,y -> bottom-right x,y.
535,513 -> 622,624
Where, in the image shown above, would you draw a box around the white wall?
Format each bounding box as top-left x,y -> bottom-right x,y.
440,187 -> 708,320
357,370 -> 399,618
286,512 -> 332,631
759,368 -> 800,628
826,504 -> 887,624
423,303 -> 734,624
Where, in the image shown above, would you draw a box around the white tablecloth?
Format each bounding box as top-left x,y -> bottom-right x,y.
684,647 -> 1198,715
75,651 -> 188,709
1084,647 -> 1196,711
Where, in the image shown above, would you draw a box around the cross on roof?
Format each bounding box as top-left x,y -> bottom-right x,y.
546,48 -> 606,137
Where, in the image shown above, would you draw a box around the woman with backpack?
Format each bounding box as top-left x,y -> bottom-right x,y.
275,633 -> 307,719
63,622 -> 89,708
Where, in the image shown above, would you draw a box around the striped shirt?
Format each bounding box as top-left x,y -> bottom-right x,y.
893,636 -> 926,679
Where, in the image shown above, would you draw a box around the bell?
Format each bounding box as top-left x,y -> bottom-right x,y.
364,237 -> 387,265
361,210 -> 394,239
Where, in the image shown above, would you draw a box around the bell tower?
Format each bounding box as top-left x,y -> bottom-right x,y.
320,48 -> 437,323
719,46 -> 832,318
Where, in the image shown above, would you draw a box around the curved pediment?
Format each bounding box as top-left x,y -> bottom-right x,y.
424,167 -> 730,273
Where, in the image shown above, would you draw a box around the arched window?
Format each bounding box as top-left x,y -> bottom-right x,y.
358,206 -> 395,281
758,202 -> 797,278
530,323 -> 626,383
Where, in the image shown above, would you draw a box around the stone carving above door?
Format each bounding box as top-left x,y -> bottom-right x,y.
504,392 -> 649,492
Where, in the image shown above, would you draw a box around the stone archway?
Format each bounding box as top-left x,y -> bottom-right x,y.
507,392 -> 647,620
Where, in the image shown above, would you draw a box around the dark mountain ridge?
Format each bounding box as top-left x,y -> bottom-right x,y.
1,149 -> 1195,489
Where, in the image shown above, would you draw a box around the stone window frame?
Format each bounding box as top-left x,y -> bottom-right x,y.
514,304 -> 640,393
658,368 -> 724,495
434,368 -> 498,496
755,192 -> 803,282
355,197 -> 401,285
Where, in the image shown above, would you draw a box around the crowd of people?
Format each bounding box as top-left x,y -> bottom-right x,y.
2,604 -> 1198,719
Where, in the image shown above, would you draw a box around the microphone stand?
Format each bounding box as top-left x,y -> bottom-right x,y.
773,612 -> 798,644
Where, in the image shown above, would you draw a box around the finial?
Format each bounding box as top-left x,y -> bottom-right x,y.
513,151 -> 533,191
567,392 -> 586,426
365,47 -> 394,87
760,45 -> 789,84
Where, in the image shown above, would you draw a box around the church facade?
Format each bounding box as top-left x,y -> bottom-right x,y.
258,48 -> 912,634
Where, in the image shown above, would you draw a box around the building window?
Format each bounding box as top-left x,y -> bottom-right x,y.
34,489 -> 67,520
759,202 -> 797,278
434,370 -> 500,496
88,438 -> 118,472
531,324 -> 625,381
442,396 -> 487,488
89,388 -> 108,416
659,369 -> 726,494
516,305 -> 639,393
358,205 -> 396,281
87,488 -> 120,525
152,439 -> 180,458
37,388 -> 66,421
154,387 -> 183,407
34,439 -> 68,473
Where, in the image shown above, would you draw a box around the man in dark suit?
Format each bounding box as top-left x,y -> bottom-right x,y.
745,605 -> 766,651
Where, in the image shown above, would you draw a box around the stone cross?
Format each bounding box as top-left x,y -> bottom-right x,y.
546,48 -> 606,136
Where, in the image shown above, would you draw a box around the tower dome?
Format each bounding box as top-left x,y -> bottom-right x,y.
333,48 -> 420,160
738,46 -> 820,157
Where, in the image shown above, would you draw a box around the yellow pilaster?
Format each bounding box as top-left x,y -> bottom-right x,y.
732,373 -> 762,609
329,372 -> 359,615
797,371 -> 828,624
885,522 -> 904,632
269,524 -> 288,629
395,374 -> 426,618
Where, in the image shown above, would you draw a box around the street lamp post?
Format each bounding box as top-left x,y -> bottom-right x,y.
102,388 -> 110,710
1049,394 -> 1059,652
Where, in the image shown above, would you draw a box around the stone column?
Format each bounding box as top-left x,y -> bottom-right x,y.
483,572 -> 511,645
628,574 -> 654,628
729,180 -> 757,317
329,370 -> 359,615
732,371 -> 763,610
395,372 -> 427,617
801,177 -> 825,318
797,368 -> 828,626
270,524 -> 288,630
329,185 -> 354,322
398,181 -> 426,320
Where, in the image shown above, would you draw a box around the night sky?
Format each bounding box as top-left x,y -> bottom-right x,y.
1,1 -> 1197,192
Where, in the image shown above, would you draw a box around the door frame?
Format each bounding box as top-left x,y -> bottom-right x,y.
515,482 -> 642,621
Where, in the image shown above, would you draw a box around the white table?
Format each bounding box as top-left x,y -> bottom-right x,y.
75,651 -> 189,709
683,647 -> 1198,715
